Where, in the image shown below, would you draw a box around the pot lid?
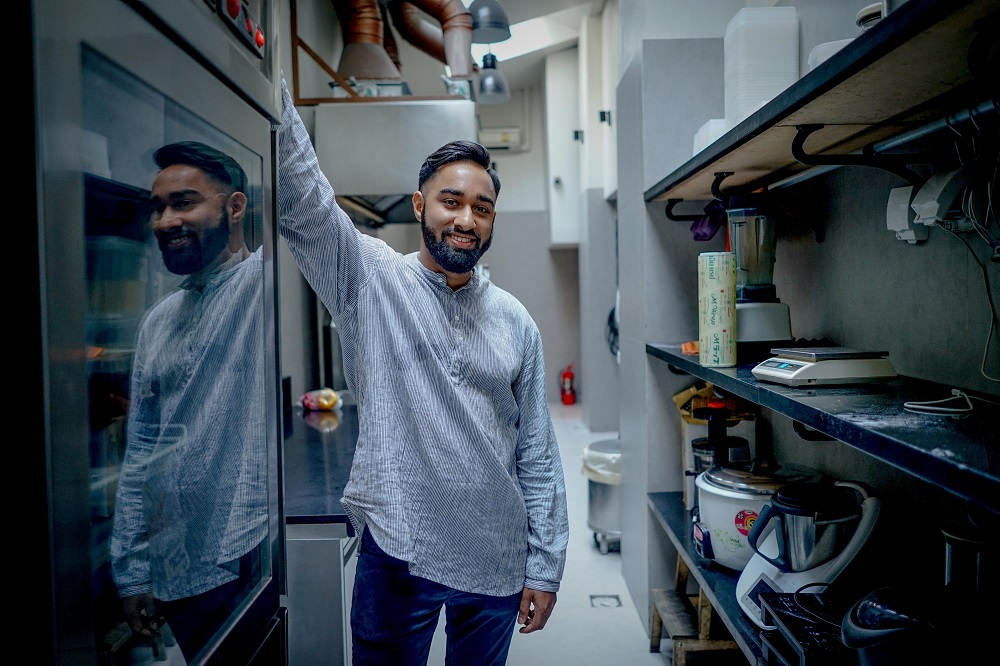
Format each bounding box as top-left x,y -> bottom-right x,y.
702,462 -> 817,495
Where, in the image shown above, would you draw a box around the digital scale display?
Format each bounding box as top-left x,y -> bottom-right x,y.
756,358 -> 807,375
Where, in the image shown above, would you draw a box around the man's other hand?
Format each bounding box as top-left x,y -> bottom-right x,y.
518,588 -> 556,634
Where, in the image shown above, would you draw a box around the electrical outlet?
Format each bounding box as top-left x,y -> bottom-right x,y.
941,215 -> 974,233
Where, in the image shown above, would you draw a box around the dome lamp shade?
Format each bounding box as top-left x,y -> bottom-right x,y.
470,0 -> 511,44
478,52 -> 510,105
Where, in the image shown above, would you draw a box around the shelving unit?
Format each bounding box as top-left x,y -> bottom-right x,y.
643,0 -> 999,204
626,3 -> 999,662
647,343 -> 999,513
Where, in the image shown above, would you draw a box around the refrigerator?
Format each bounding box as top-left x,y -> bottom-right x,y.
30,1 -> 286,664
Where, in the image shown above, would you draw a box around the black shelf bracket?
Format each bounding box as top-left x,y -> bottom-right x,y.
665,199 -> 702,222
712,172 -> 734,201
792,420 -> 834,442
791,124 -> 924,187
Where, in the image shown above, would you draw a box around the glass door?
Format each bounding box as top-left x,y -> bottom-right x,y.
35,1 -> 282,664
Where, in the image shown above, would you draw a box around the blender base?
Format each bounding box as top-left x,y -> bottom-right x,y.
737,301 -> 792,342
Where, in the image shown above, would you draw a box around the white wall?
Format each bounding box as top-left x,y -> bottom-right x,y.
478,87 -> 548,212
600,0 -> 619,197
545,48 -> 582,247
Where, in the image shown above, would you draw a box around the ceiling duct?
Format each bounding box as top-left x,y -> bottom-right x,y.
334,0 -> 402,80
334,0 -> 473,81
388,0 -> 474,78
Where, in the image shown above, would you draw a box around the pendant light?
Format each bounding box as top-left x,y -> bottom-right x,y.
469,0 -> 511,44
478,51 -> 510,105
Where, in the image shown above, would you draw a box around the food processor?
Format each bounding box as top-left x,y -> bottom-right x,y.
736,480 -> 881,630
725,194 -> 793,345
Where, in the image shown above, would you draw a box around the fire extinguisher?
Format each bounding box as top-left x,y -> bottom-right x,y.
560,364 -> 576,405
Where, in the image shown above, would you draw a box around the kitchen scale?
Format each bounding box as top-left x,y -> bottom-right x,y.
736,494 -> 880,630
752,347 -> 896,387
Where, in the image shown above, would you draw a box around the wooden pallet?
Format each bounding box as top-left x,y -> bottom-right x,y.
650,558 -> 740,665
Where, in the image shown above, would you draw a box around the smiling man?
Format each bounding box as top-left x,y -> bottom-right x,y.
150,156 -> 246,276
110,141 -> 267,663
276,76 -> 569,665
414,142 -> 497,285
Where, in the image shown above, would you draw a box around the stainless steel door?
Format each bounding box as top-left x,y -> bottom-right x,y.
33,1 -> 283,663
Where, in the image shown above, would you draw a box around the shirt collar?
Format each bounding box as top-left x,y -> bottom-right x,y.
405,252 -> 484,293
180,248 -> 250,292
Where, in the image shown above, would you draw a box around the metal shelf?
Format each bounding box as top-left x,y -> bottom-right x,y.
643,0 -> 999,204
646,343 -> 1000,515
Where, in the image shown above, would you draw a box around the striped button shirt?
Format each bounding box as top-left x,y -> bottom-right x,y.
111,250 -> 268,601
276,79 -> 568,596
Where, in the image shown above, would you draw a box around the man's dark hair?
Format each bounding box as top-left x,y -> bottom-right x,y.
418,140 -> 501,198
153,141 -> 247,194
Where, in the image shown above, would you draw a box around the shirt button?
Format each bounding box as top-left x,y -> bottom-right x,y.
454,315 -> 460,321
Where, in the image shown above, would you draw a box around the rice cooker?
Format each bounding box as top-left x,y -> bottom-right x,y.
693,462 -> 818,571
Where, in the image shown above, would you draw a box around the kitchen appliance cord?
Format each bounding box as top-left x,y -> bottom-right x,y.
792,582 -> 842,631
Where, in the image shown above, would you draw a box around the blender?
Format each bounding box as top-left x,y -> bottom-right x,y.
726,194 -> 793,345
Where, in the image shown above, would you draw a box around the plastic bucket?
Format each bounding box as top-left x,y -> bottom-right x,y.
582,439 -> 622,542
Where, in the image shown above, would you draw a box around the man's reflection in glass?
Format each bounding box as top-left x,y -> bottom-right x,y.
110,142 -> 267,662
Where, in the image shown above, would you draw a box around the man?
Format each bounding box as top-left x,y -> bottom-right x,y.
276,77 -> 569,664
110,141 -> 268,662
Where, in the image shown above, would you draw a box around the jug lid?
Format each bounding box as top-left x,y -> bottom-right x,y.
771,480 -> 863,517
703,462 -> 817,495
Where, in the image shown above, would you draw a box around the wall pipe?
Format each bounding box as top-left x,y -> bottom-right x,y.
869,97 -> 1000,154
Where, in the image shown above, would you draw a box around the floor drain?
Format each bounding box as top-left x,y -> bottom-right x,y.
590,594 -> 622,608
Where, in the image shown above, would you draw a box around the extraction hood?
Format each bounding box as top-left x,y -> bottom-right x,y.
314,98 -> 477,226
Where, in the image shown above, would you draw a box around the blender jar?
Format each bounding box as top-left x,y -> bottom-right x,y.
726,195 -> 778,302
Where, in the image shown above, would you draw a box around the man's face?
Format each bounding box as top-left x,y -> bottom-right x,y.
149,164 -> 233,275
414,160 -> 496,276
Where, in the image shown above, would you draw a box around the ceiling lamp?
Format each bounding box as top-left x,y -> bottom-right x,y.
478,52 -> 510,105
469,0 -> 511,44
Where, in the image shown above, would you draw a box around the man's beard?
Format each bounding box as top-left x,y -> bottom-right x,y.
420,210 -> 492,275
157,209 -> 231,275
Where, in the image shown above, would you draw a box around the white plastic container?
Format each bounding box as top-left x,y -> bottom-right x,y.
724,7 -> 799,126
807,38 -> 854,72
693,118 -> 731,156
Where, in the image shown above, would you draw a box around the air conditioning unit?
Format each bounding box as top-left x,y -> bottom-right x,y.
479,126 -> 523,151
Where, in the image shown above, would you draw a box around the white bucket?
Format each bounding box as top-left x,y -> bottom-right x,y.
582,440 -> 622,543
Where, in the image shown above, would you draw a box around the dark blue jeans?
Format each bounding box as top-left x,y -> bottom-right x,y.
351,531 -> 521,665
